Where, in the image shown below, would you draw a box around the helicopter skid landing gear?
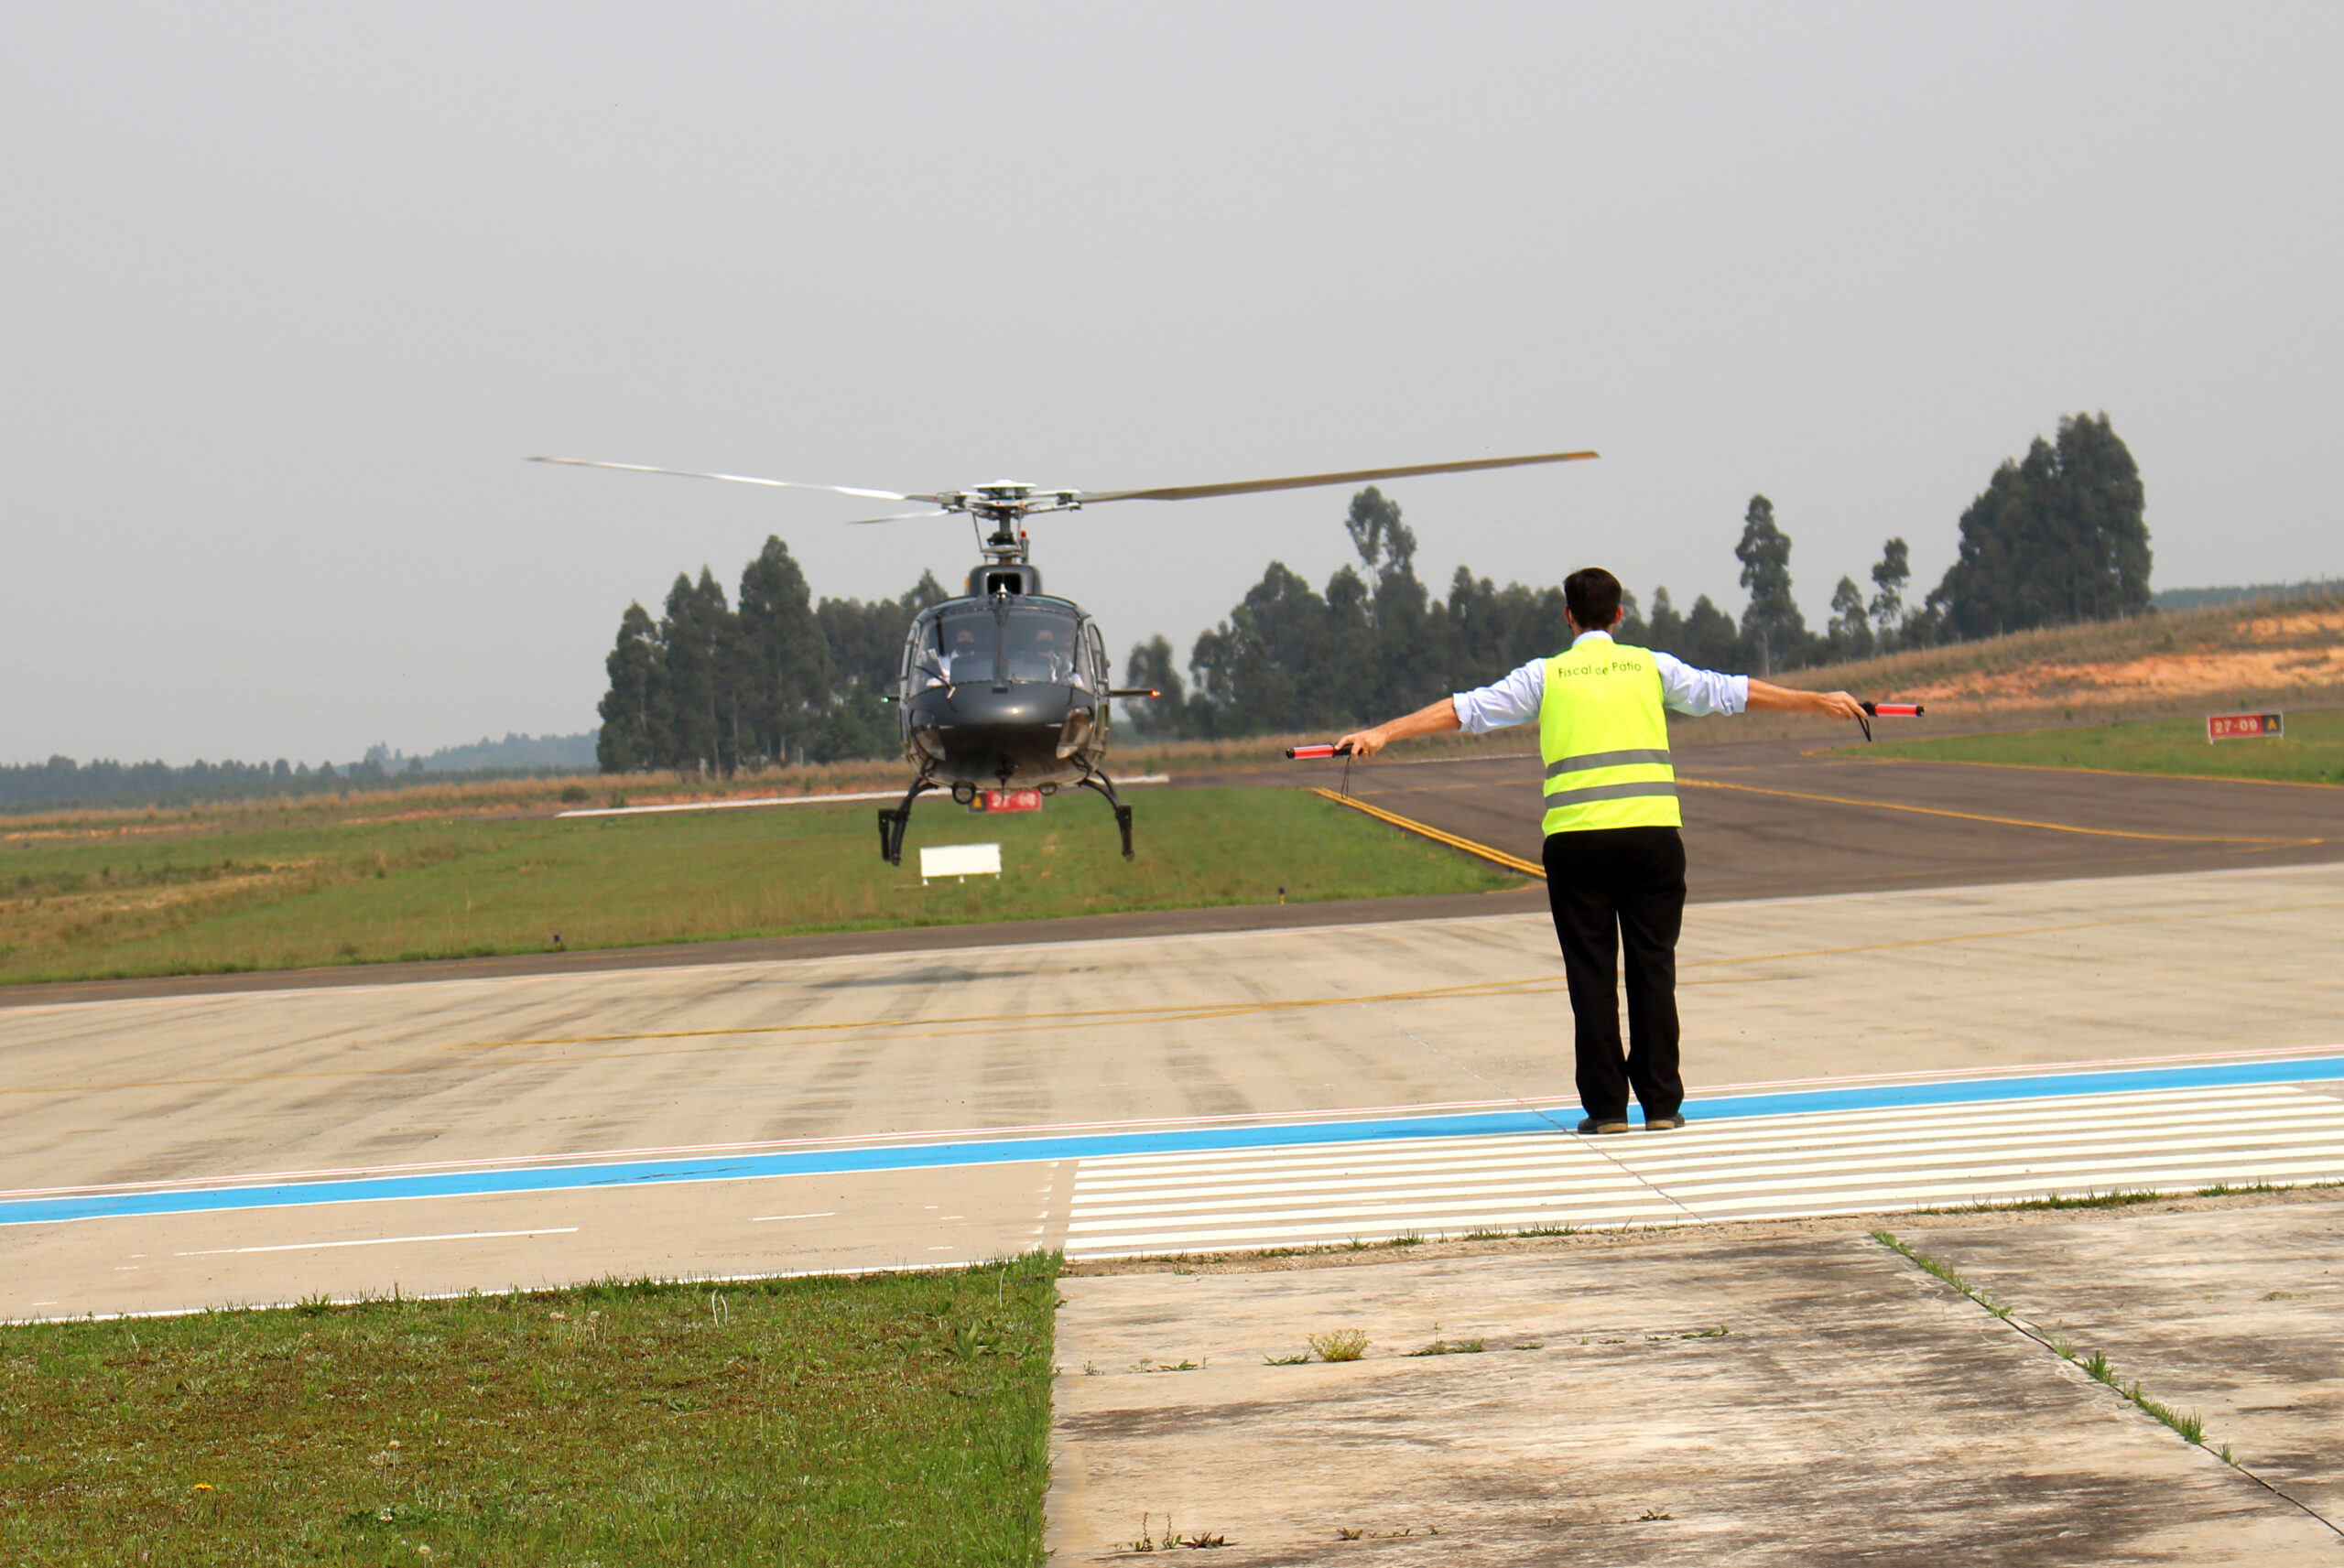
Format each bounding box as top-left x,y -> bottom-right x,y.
1077,773 -> 1134,860
878,776 -> 939,865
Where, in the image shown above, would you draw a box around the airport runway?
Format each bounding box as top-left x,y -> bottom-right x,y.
1219,737 -> 2344,899
4,854 -> 2341,1319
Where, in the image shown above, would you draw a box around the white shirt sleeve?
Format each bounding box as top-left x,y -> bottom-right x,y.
1452,643 -> 1748,730
1653,650 -> 1748,716
1449,657 -> 1546,733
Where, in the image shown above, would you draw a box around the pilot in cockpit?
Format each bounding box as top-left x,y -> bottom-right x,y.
945,624 -> 986,683
1015,623 -> 1072,683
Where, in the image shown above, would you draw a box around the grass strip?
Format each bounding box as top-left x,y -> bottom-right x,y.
0,786 -> 1509,986
0,1258 -> 1059,1565
1847,709 -> 2344,787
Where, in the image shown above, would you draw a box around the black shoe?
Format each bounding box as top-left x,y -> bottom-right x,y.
1576,1115 -> 1631,1135
1641,1113 -> 1687,1131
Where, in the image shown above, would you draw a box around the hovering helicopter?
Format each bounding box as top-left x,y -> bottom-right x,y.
532,449 -> 1597,863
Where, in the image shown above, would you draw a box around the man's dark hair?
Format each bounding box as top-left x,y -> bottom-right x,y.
1565,568 -> 1622,629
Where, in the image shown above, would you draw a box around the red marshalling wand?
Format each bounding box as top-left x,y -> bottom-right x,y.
1855,700 -> 1925,742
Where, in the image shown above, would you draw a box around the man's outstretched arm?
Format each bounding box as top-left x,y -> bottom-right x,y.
1336,697 -> 1460,759
1745,679 -> 1867,722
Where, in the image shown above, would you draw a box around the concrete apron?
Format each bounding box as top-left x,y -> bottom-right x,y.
1047,1196 -> 2344,1564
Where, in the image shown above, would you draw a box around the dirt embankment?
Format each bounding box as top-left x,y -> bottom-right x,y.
1759,598 -> 2344,729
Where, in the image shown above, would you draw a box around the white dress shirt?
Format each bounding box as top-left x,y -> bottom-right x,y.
1449,630 -> 1748,734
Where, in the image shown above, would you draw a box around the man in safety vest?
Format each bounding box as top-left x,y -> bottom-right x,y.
1336,567 -> 1865,1135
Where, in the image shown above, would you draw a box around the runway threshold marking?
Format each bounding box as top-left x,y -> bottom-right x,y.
1675,775 -> 2330,844
1308,787 -> 1546,876
5,1053 -> 2340,1229
8,896 -> 2342,1101
1062,1084 -> 2344,1257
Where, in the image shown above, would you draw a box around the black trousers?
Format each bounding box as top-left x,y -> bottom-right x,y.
1541,826 -> 1687,1122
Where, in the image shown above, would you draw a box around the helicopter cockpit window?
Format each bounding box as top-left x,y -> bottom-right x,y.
927,607 -> 1082,685
937,617 -> 991,684
1003,611 -> 1078,683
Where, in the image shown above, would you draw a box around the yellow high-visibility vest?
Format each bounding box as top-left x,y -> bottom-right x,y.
1538,635 -> 1680,835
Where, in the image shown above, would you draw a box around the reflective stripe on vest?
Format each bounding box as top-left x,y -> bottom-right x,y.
1537,638 -> 1680,834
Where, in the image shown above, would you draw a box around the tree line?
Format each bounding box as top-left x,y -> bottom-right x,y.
1123,411 -> 2149,737
592,538 -> 950,773
0,754 -> 577,814
591,412 -> 2148,766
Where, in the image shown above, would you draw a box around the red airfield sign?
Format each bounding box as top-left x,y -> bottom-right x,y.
2207,711 -> 2284,741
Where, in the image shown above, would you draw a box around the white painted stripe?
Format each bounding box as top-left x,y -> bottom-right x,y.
1647,1146 -> 2344,1195
1069,1207 -> 1691,1249
1603,1119 -> 2344,1167
1063,1082 -> 2344,1258
1071,1090 -> 2327,1178
1074,1110 -> 2344,1196
1623,1130 -> 2344,1180
1074,1125 -> 2344,1199
175,1227 -> 579,1256
1068,1195 -> 1666,1236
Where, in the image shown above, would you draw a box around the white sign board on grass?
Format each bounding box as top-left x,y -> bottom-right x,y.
919,842 -> 1002,884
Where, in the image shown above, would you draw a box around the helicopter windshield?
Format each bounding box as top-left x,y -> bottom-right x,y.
928,605 -> 1082,685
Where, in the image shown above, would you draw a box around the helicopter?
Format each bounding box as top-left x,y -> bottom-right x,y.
532,449 -> 1597,863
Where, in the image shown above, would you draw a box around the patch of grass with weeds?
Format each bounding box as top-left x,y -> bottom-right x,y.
0,1258 -> 1059,1565
1403,1333 -> 1486,1357
1872,1229 -> 2013,1318
1912,1188 -> 2167,1216
1307,1329 -> 1371,1363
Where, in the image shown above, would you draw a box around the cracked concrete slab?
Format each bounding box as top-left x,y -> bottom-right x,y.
1047,1219 -> 2340,1564
1901,1191 -> 2344,1529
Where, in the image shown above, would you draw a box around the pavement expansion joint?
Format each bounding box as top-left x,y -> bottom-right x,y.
1871,1227 -> 2344,1541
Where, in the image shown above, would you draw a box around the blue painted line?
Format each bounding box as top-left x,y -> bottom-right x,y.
6,1053 -> 2340,1228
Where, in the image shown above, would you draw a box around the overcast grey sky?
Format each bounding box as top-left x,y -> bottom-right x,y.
5,2 -> 2339,766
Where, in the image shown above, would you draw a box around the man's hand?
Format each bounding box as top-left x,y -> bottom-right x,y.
1812,689 -> 1866,722
1334,697 -> 1461,760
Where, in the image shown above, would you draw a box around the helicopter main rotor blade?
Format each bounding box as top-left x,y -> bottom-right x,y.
1072,449 -> 1598,505
843,510 -> 955,525
527,456 -> 933,503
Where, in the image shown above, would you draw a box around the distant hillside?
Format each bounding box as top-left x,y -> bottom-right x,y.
2154,579 -> 2344,611
3,730 -> 601,815
373,732 -> 600,773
